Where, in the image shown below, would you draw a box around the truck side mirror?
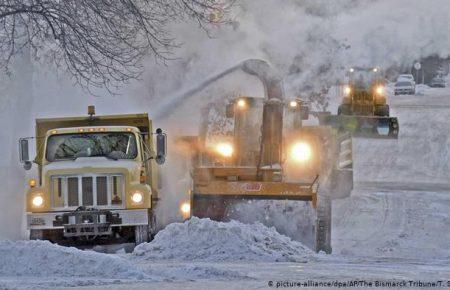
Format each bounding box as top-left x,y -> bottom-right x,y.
300,105 -> 310,120
226,103 -> 235,118
19,138 -> 32,170
155,128 -> 167,165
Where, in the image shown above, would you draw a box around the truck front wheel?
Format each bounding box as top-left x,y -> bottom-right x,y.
134,225 -> 149,245
338,104 -> 352,115
30,229 -> 64,243
374,105 -> 389,117
30,229 -> 44,240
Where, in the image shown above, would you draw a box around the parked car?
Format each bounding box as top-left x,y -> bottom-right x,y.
394,80 -> 415,95
429,76 -> 446,88
397,74 -> 415,85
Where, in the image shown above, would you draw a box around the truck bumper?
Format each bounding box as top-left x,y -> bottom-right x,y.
27,209 -> 149,230
394,89 -> 414,94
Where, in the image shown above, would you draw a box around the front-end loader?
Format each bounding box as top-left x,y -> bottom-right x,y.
322,66 -> 399,139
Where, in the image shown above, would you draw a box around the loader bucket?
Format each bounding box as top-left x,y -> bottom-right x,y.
318,114 -> 399,139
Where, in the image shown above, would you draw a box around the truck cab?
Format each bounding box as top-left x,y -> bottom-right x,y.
19,107 -> 168,245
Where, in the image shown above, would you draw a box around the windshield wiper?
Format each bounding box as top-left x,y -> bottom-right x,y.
105,155 -> 118,161
64,154 -> 118,161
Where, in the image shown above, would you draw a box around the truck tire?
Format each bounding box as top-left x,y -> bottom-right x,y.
30,229 -> 44,240
134,225 -> 149,245
338,104 -> 351,115
30,229 -> 65,243
148,211 -> 157,240
374,105 -> 389,117
315,195 -> 332,254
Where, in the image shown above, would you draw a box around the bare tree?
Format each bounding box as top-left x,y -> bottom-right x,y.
0,0 -> 230,92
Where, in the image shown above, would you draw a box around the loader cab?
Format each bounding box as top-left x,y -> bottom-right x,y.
348,67 -> 383,91
340,67 -> 389,117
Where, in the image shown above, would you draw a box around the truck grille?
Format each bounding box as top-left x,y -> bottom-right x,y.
50,174 -> 125,209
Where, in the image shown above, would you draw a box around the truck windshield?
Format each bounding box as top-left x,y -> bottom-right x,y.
46,132 -> 138,161
349,70 -> 379,89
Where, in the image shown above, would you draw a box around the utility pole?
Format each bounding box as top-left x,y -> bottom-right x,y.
414,62 -> 421,84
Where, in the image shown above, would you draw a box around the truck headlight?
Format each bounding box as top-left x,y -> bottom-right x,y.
289,100 -> 298,108
131,192 -> 143,204
180,202 -> 191,219
180,202 -> 190,214
344,86 -> 351,96
375,85 -> 385,95
237,98 -> 247,109
32,195 -> 44,207
215,142 -> 233,157
290,142 -> 312,162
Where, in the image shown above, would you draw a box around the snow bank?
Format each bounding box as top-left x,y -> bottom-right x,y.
0,240 -> 146,279
133,217 -> 314,262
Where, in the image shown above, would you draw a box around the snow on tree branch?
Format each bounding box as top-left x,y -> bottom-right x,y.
0,0 -> 231,92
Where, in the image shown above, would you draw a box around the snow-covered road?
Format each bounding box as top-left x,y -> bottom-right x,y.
1,86 -> 449,290
72,257 -> 450,290
1,237 -> 448,290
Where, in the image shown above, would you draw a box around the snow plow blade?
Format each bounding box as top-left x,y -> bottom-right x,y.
318,114 -> 399,139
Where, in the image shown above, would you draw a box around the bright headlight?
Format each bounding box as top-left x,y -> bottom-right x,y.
344,86 -> 351,96
375,85 -> 385,95
32,195 -> 44,207
180,202 -> 191,214
131,192 -> 143,204
237,99 -> 246,108
215,142 -> 233,157
291,142 -> 312,162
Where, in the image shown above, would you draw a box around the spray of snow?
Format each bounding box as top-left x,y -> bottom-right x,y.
2,0 -> 450,239
228,200 -> 316,249
143,0 -> 450,225
133,217 -> 314,262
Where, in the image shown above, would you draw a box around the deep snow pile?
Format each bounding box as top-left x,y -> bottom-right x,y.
134,217 -> 314,262
0,240 -> 146,279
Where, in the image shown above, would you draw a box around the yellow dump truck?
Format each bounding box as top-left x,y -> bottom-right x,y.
19,106 -> 168,245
